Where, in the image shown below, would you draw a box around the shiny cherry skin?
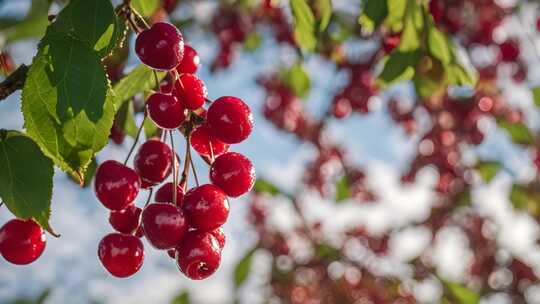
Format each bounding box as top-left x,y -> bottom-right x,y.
190,123 -> 229,158
146,93 -> 186,129
176,231 -> 221,280
109,205 -> 142,235
0,219 -> 46,265
210,152 -> 255,197
134,139 -> 175,185
98,233 -> 144,278
499,40 -> 520,62
155,182 -> 185,206
140,178 -> 156,189
135,22 -> 184,70
175,73 -> 208,110
182,184 -> 229,232
210,227 -> 226,250
176,44 -> 200,74
207,96 -> 253,144
95,160 -> 140,210
141,203 -> 188,249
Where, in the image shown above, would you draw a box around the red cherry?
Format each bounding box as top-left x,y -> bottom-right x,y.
146,93 -> 186,129
155,182 -> 185,206
176,231 -> 221,280
109,205 -> 142,234
207,96 -> 253,144
98,233 -> 144,278
134,139 -> 175,185
95,160 -> 140,210
190,123 -> 229,158
141,203 -> 188,249
167,249 -> 176,259
135,22 -> 184,70
175,74 -> 208,110
176,44 -> 200,74
210,227 -> 226,250
0,219 -> 46,265
499,40 -> 520,62
182,184 -> 229,232
140,178 -> 156,189
210,152 -> 255,197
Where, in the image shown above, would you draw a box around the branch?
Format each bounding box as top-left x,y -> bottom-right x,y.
0,64 -> 29,100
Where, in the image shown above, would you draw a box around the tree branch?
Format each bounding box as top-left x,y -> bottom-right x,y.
0,65 -> 29,100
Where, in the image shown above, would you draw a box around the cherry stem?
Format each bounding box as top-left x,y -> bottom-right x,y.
180,127 -> 193,191
189,149 -> 200,187
145,188 -> 153,207
129,5 -> 150,30
204,97 -> 213,104
124,114 -> 147,165
153,70 -> 160,91
169,130 -> 178,205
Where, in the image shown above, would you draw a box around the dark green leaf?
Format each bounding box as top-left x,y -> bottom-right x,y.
290,0 -> 316,51
253,179 -> 281,196
444,281 -> 480,304
234,247 -> 257,288
171,291 -> 190,304
115,102 -> 138,138
113,64 -> 165,108
377,50 -> 421,87
132,0 -> 160,18
316,0 -> 332,32
358,0 -> 388,34
335,175 -> 351,202
282,63 -> 311,98
0,131 -> 54,234
498,120 -> 534,145
476,161 -> 501,183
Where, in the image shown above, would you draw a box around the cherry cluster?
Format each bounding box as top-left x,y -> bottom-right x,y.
94,21 -> 255,280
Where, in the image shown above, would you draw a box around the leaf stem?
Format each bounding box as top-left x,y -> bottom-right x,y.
124,114 -> 147,165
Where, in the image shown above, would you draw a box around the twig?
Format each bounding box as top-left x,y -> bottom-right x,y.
124,114 -> 147,165
0,64 -> 28,100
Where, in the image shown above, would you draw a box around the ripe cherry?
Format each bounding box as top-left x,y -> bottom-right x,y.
210,227 -> 226,250
109,205 -> 142,235
146,93 -> 186,129
499,40 -> 520,62
0,219 -> 46,265
135,22 -> 184,70
176,44 -> 200,74
98,233 -> 144,278
207,96 -> 253,144
155,182 -> 185,206
141,203 -> 188,249
176,231 -> 221,280
190,123 -> 229,158
210,152 -> 255,197
95,160 -> 140,210
182,184 -> 229,232
175,73 -> 208,110
134,139 -> 175,185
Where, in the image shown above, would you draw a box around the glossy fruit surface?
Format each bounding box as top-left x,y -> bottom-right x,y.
95,160 -> 140,210
155,182 -> 185,206
210,152 -> 255,197
176,44 -> 200,74
207,96 -> 253,144
175,73 -> 207,110
98,233 -> 144,278
176,231 -> 221,280
190,123 -> 229,158
134,139 -> 174,185
135,22 -> 184,70
210,227 -> 226,250
142,203 -> 188,249
109,205 -> 142,234
146,93 -> 186,129
182,184 -> 229,232
0,219 -> 46,265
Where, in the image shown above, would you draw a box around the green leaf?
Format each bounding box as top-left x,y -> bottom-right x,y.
377,50 -> 421,87
444,281 -> 480,304
0,131 -> 54,234
132,0 -> 160,18
498,120 -> 535,145
22,35 -> 115,182
143,117 -> 159,139
316,0 -> 332,32
3,0 -> 51,44
253,179 -> 281,196
532,87 -> 540,107
282,63 -> 311,98
335,175 -> 351,202
510,185 -> 530,211
428,26 -> 451,64
315,244 -> 341,261
290,0 -> 317,51
447,64 -> 477,87
384,0 -> 407,32
398,2 -> 421,52
234,247 -> 257,288
244,32 -> 262,52
171,292 -> 190,304
113,65 -> 165,108
358,0 -> 388,34
476,161 -> 501,183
